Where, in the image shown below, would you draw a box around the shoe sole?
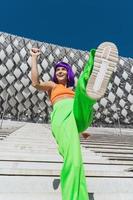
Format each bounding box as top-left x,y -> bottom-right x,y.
86,42 -> 118,100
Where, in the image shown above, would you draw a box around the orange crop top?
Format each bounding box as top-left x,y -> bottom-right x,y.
50,84 -> 75,104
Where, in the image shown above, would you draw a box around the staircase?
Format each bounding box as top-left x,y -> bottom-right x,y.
0,120 -> 133,200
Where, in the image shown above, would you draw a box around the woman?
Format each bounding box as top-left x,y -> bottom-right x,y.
30,42 -> 118,200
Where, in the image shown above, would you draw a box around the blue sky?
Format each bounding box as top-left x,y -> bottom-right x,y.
0,0 -> 132,57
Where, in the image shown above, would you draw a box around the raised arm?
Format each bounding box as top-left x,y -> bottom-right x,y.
30,48 -> 56,91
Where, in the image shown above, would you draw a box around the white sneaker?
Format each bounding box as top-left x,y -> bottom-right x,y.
86,42 -> 118,100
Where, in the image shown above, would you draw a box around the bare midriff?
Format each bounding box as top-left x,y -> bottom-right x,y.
52,94 -> 74,105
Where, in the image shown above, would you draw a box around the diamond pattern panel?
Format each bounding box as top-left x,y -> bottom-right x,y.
0,32 -> 133,127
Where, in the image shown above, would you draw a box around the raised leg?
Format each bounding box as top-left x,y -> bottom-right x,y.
73,42 -> 118,133
73,49 -> 97,133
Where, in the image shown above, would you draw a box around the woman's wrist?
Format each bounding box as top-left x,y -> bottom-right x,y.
31,55 -> 38,60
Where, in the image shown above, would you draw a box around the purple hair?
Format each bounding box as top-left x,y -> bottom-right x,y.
52,61 -> 75,87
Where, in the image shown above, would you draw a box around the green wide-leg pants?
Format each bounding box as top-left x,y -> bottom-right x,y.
50,49 -> 96,200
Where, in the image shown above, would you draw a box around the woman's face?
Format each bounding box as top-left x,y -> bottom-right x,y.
55,67 -> 68,84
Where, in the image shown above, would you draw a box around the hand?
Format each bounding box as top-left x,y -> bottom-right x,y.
30,48 -> 41,57
81,132 -> 91,139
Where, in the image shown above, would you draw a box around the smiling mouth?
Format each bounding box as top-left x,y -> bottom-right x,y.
58,75 -> 65,77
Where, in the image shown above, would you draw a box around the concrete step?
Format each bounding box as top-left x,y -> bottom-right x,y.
94,193 -> 133,200
0,120 -> 133,199
82,142 -> 133,147
87,127 -> 133,135
0,146 -> 102,159
0,194 -> 61,200
0,161 -> 132,177
0,176 -> 133,193
0,193 -> 133,200
0,160 -> 132,174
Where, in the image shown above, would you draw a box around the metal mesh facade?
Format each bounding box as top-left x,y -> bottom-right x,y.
0,32 -> 133,127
